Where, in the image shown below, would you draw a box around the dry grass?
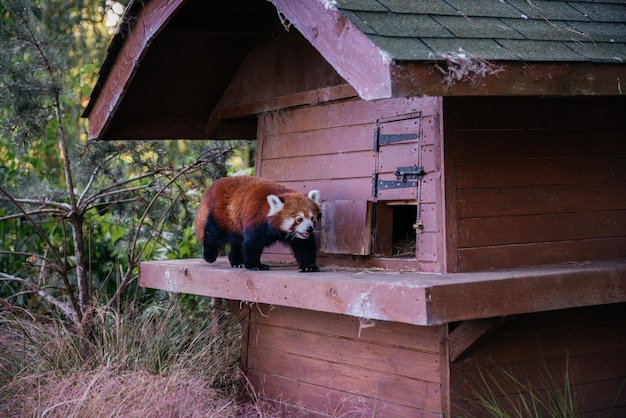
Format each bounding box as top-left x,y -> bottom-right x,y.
1,367 -> 241,417
0,299 -> 282,417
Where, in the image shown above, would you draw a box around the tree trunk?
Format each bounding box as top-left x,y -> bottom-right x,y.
69,215 -> 91,314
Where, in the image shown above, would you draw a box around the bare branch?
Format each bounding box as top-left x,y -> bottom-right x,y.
0,186 -> 65,267
77,165 -> 101,205
83,183 -> 154,207
76,151 -> 122,202
0,272 -> 79,325
11,198 -> 72,212
0,250 -> 58,269
105,148 -> 229,309
0,208 -> 63,222
0,185 -> 82,319
129,152 -> 222,265
82,169 -> 166,204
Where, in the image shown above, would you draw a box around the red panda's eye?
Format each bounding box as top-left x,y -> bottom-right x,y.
296,217 -> 303,223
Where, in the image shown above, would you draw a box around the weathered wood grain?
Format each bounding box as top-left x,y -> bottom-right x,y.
241,303 -> 446,416
394,61 -> 626,96
320,200 -> 373,255
448,318 -> 505,362
269,0 -> 392,100
445,97 -> 626,272
450,303 -> 626,417
458,211 -> 626,247
139,258 -> 626,325
248,304 -> 443,352
256,96 -> 445,270
247,347 -> 442,411
246,370 -> 443,417
248,324 -> 441,382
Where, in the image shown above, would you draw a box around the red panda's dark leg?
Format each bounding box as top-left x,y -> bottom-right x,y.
241,241 -> 269,271
241,225 -> 279,270
227,234 -> 244,268
289,236 -> 319,272
202,214 -> 224,263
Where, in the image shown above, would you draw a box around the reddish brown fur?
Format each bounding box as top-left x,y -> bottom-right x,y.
194,176 -> 318,241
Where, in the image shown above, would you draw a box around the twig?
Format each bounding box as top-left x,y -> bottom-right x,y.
106,147 -> 232,308
0,272 -> 79,324
0,208 -> 63,222
435,48 -> 504,88
0,186 -> 66,272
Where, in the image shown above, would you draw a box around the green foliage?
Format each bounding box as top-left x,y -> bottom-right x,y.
0,1 -> 260,414
0,0 -> 255,325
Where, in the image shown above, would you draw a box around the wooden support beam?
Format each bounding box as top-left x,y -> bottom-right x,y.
392,62 -> 626,97
448,318 -> 508,362
205,84 -> 357,138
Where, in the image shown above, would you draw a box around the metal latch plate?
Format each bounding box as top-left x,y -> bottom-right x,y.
372,166 -> 425,196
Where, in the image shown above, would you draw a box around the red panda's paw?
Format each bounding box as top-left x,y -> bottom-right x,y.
299,265 -> 320,273
202,246 -> 219,263
245,263 -> 270,271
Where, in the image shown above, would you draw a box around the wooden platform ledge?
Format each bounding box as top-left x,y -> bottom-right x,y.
139,258 -> 626,326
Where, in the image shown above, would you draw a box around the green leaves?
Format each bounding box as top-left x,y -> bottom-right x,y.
0,0 -> 253,324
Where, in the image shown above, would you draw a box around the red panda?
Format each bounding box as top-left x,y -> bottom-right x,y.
194,176 -> 321,272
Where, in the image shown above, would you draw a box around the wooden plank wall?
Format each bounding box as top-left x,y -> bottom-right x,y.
450,302 -> 626,417
444,97 -> 626,272
256,96 -> 445,271
216,28 -> 346,111
239,303 -> 447,417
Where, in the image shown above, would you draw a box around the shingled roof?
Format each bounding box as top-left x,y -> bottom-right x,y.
84,0 -> 626,140
336,0 -> 626,63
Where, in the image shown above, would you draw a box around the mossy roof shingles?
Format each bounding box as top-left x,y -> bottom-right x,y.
335,0 -> 626,63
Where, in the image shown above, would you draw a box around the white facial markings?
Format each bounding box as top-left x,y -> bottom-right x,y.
281,217 -> 295,231
292,210 -> 317,238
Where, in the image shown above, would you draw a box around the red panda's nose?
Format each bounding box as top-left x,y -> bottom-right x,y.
307,226 -> 314,233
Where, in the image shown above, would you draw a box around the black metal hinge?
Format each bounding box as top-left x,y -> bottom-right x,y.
372,166 -> 425,197
374,133 -> 419,151
379,133 -> 418,146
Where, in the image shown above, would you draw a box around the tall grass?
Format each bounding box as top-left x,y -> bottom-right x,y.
0,297 -> 274,417
462,360 -> 580,418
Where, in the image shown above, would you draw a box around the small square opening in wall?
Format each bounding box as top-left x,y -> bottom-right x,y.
374,202 -> 418,257
392,205 -> 418,257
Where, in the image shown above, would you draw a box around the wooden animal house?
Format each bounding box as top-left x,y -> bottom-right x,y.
84,0 -> 626,416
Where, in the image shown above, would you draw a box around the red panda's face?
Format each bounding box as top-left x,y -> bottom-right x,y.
280,207 -> 318,239
266,191 -> 320,239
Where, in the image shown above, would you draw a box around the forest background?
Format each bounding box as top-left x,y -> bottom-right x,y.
0,0 -> 262,416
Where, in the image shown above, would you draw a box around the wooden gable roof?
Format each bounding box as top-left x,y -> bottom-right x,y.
84,0 -> 626,140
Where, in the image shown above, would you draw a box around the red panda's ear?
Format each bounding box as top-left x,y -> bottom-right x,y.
266,194 -> 284,216
308,190 -> 321,206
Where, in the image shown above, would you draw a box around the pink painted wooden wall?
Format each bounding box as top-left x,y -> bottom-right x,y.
256,96 -> 446,272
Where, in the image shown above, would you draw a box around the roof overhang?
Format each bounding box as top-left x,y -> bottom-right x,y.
83,0 -> 276,140
83,0 -> 626,140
